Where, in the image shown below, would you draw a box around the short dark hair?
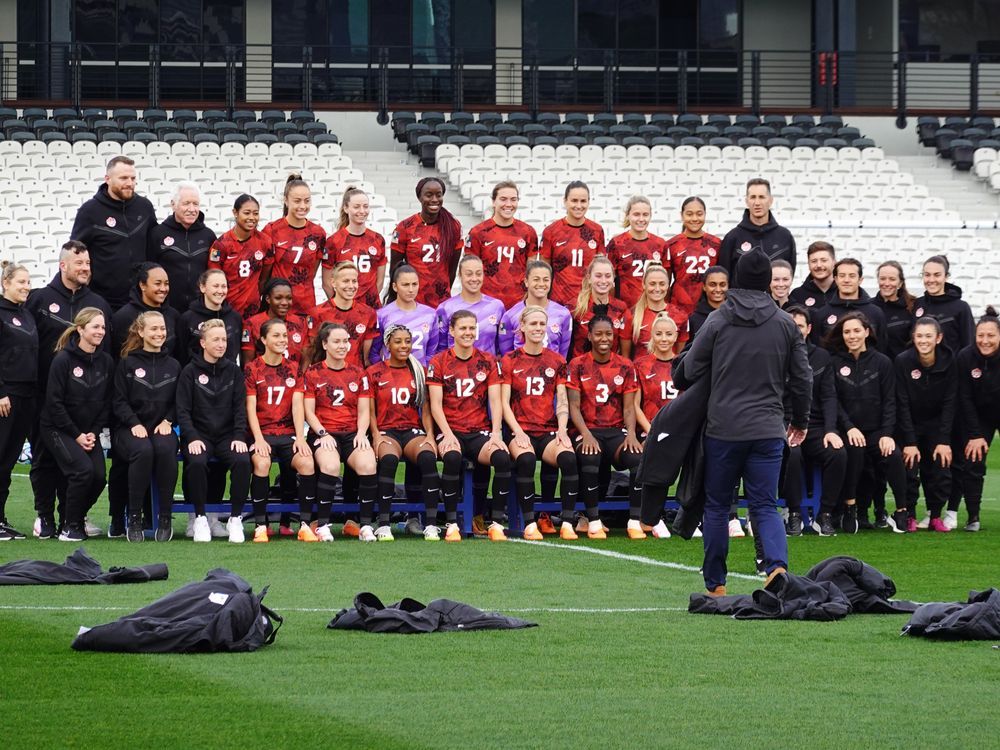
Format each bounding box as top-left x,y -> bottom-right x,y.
106,155 -> 135,172
785,304 -> 810,322
807,241 -> 835,259
746,177 -> 771,194
834,258 -> 863,278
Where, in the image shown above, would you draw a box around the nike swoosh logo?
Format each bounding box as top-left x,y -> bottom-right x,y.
378,381 -> 389,386
340,248 -> 351,254
657,433 -> 670,441
226,255 -> 237,260
410,238 -> 422,243
255,379 -> 265,384
513,369 -> 525,374
443,374 -> 454,380
621,253 -> 632,258
580,376 -> 591,381
556,240 -> 568,246
645,373 -> 656,379
587,486 -> 599,491
484,241 -> 495,246
277,241 -> 289,247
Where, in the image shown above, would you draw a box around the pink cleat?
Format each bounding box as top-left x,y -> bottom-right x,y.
928,517 -> 951,533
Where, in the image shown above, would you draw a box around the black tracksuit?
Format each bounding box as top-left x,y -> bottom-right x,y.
148,213 -> 217,315
176,298 -> 242,367
913,284 -> 975,354
811,289 -> 889,353
110,288 -> 180,360
874,295 -> 916,359
952,344 -> 1000,519
895,346 -> 956,516
71,184 -> 156,310
113,350 -> 181,519
176,354 -> 251,516
718,211 -> 796,288
831,347 -> 907,509
788,276 -> 837,310
0,298 -> 38,519
39,339 -> 113,527
686,296 -> 721,340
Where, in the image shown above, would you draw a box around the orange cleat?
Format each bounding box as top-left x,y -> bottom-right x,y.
252,525 -> 269,543
522,522 -> 543,541
487,522 -> 507,542
706,585 -> 727,597
536,513 -> 557,535
626,521 -> 647,540
560,522 -> 578,540
342,519 -> 360,537
444,523 -> 462,542
587,520 -> 607,540
297,523 -> 319,542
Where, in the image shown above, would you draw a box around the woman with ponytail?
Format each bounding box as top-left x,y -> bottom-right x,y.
241,278 -> 309,367
110,262 -> 179,358
370,264 -> 438,366
631,264 -> 685,352
207,194 -> 274,320
307,261 -> 378,368
874,260 -> 917,359
570,255 -> 632,358
606,195 -> 669,309
323,186 -> 387,309
177,268 -> 242,366
262,174 -> 326,314
498,259 -> 573,357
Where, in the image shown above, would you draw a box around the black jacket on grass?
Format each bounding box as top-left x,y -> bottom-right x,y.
0,297 -> 38,399
176,353 -> 247,444
894,346 -> 957,445
328,592 -> 537,633
718,210 -> 796,288
689,570 -> 851,621
110,287 -> 179,360
788,276 -> 836,310
914,283 -> 975,354
873,294 -> 915,359
811,289 -> 889,353
147,212 -> 217,314
804,556 -> 918,614
902,588 -> 1000,640
113,349 -> 181,429
0,548 -> 167,585
40,338 -> 113,437
831,348 -> 896,440
176,297 -> 242,367
955,344 -> 1000,440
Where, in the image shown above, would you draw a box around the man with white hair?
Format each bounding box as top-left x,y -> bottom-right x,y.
148,181 -> 217,315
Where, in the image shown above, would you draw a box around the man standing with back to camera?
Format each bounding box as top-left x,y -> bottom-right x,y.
673,247 -> 812,596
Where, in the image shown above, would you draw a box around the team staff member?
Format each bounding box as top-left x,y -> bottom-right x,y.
433,255 -> 505,355
245,319 -> 318,544
570,256 -> 632,358
632,264 -> 684,352
40,308 -> 114,542
110,263 -> 179,358
303,322 -> 379,542
665,196 -> 721,330
112,311 -> 180,543
826,312 -> 910,534
895,317 -> 956,533
718,178 -> 796,288
307,261 -> 378,368
147,181 -> 216,314
498,260 -> 572,357
686,266 -> 729,339
541,181 -> 606,308
176,319 -> 251,543
177,269 -> 242,367
70,155 -> 156,310
631,314 -> 679,539
566,315 -> 642,540
782,306 -> 846,537
500,306 -> 579,541
789,241 -> 837,309
914,255 -> 974,353
367,325 -> 441,541
208,194 -> 274,320
370,265 -> 437,367
607,196 -> 668,309
465,181 -> 539,308
770,260 -> 793,309
323,186 -> 386,309
389,177 -> 463,307
811,259 -> 888,352
427,310 -> 511,543
242,278 -> 309,367
262,175 -> 326,315
0,263 -> 37,541
874,261 -> 916,359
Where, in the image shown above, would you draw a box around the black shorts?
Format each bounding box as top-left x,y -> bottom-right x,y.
437,430 -> 491,462
264,434 -> 295,464
383,427 -> 428,450
522,432 -> 558,456
312,431 -> 358,461
576,427 -> 628,461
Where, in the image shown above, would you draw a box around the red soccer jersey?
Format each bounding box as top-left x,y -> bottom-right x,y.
244,357 -> 304,437
241,312 -> 309,367
631,304 -> 688,352
303,362 -> 370,434
606,231 -> 669,309
565,352 -> 638,431
323,227 -> 387,309
426,347 -> 500,433
262,218 -> 327,314
366,360 -> 422,431
570,296 -> 633,359
465,218 -> 539,308
540,219 -> 606,308
391,213 -> 464,308
633,354 -> 679,423
306,300 -> 378,369
666,232 -> 722,320
500,348 -> 567,435
208,229 -> 275,320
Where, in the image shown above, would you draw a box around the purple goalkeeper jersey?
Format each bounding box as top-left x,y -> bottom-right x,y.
433,294 -> 506,356
498,299 -> 573,358
370,300 -> 439,367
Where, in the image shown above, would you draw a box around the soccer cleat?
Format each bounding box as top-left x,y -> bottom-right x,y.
208,514 -> 229,538
252,524 -> 269,543
192,515 -> 212,543
58,524 -> 86,542
342,519 -> 361,537
472,515 -> 488,538
359,524 -> 376,542
35,516 -> 56,540
786,512 -> 803,536
916,515 -> 931,530
375,525 -> 395,542
626,520 -> 647,540
650,520 -> 671,539
297,522 -> 319,542
942,510 -> 959,530
886,510 -> 908,534
315,524 -> 334,542
107,515 -> 126,539
929,517 -> 951,533
487,522 -> 507,542
522,522 -> 543,541
965,518 -> 981,532
155,517 -> 173,542
575,515 -> 589,534
537,513 -> 557,535
444,523 -> 462,542
906,516 -> 918,533
126,514 -> 144,543
705,585 -> 727,598
404,517 -> 424,535
813,513 -> 837,537
83,517 -> 103,537
559,522 -> 578,540
279,524 -> 296,537
0,527 -> 13,541
587,519 -> 607,540
728,518 -> 745,538
226,517 -> 245,543
0,518 -> 25,540
842,505 -> 859,535
423,525 -> 441,541
873,509 -> 888,529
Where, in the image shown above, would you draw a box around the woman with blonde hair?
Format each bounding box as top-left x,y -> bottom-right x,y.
631,264 -> 685,352
570,255 -> 632,358
607,195 -> 669,309
323,186 -> 387,308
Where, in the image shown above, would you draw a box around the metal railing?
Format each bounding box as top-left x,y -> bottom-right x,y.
4,42 -> 1000,118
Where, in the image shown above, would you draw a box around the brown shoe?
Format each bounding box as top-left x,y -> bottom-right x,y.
705,585 -> 727,597
763,566 -> 787,588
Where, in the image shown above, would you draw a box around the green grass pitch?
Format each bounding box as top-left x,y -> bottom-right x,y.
1,462 -> 997,749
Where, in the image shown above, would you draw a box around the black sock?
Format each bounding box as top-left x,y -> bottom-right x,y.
315,472 -> 337,526
358,473 -> 378,526
515,452 -> 537,523
578,453 -> 602,521
628,468 -> 642,521
298,473 -> 316,523
441,451 -> 462,523
417,450 -> 441,525
251,474 -> 270,525
557,451 -> 579,524
377,454 -> 399,526
490,450 -> 511,523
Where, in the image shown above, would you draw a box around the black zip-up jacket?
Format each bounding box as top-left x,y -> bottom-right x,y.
718,210 -> 796,288
26,275 -> 112,385
148,213 -> 217,315
176,298 -> 242,367
913,284 -> 975,354
70,184 -> 156,310
0,298 -> 38,399
873,295 -> 915,359
113,349 -> 181,429
40,338 -> 113,436
785,342 -> 837,434
176,354 -> 248,444
955,344 -> 1000,440
894,346 -> 957,445
110,287 -> 180,359
788,276 -> 837,309
811,289 -> 889,353
686,296 -> 720,339
831,347 -> 896,439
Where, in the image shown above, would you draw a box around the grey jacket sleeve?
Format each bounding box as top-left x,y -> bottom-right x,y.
786,322 -> 813,430
673,313 -> 719,390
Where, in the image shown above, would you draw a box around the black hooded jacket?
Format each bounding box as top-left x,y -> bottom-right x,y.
40,337 -> 114,436
113,349 -> 181,429
955,344 -> 1000,439
873,294 -> 915,359
176,354 -> 248,444
788,276 -> 837,309
718,210 -> 796,288
831,347 -> 896,439
148,213 -> 217,315
0,297 -> 38,399
785,342 -> 837,435
70,184 -> 156,310
176,297 -> 243,367
686,296 -> 720,340
811,289 -> 889,353
894,345 -> 957,445
913,283 -> 975,354
110,287 -> 180,360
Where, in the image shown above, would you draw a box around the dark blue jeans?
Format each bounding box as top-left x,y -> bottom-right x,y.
703,436 -> 788,589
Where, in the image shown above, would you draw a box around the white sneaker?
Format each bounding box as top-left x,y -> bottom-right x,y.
965,520 -> 981,532
192,515 -> 211,543
692,525 -> 703,538
226,516 -> 245,543
651,519 -> 671,539
423,525 -> 441,541
207,513 -> 229,538
916,515 -> 931,530
84,517 -> 103,537
359,524 -> 376,542
942,510 -> 958,530
375,525 -> 395,542
185,513 -> 196,538
728,518 -> 745,538
315,523 -> 334,542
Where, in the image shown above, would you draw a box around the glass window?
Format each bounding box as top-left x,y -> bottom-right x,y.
523,0 -> 574,65
412,0 -> 451,65
371,0 -> 410,62
17,0 -> 39,43
578,0 -> 615,51
75,0 -> 116,47
900,0 -> 1000,60
658,0 -> 696,50
454,0 -> 494,64
160,0 -> 200,61
699,0 -> 739,50
119,0 -> 157,46
329,0 -> 369,62
272,0 -> 328,63
204,0 -> 244,46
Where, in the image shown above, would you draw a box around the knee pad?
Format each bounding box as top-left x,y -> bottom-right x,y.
490,449 -> 511,472
515,452 -> 536,476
